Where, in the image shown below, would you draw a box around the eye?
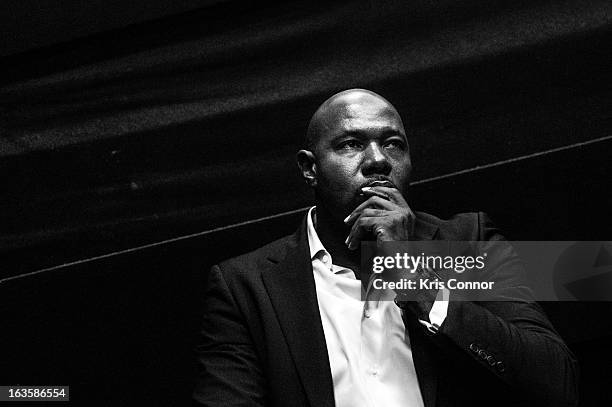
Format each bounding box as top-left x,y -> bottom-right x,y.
337,139 -> 362,150
384,139 -> 406,149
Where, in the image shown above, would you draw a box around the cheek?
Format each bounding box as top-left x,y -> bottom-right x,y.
315,162 -> 360,205
393,157 -> 412,177
393,166 -> 411,181
317,159 -> 356,187
390,160 -> 412,191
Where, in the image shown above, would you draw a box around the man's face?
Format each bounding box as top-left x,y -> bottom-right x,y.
311,94 -> 412,220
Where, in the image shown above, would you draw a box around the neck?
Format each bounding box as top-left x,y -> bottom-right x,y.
313,205 -> 362,276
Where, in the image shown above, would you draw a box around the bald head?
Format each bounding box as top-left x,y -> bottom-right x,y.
305,89 -> 404,150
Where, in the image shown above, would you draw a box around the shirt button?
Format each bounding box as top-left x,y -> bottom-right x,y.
364,310 -> 371,318
322,254 -> 330,264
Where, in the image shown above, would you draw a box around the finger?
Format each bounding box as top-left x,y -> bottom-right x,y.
361,186 -> 407,206
346,217 -> 373,250
361,188 -> 416,235
346,216 -> 385,250
360,188 -> 390,200
344,196 -> 395,224
344,208 -> 387,225
373,223 -> 392,243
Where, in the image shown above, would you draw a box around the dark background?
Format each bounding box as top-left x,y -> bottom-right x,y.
1,0 -> 611,405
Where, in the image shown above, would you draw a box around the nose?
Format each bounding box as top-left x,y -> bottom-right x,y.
361,142 -> 392,176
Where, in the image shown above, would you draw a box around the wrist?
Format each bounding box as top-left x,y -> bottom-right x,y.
395,288 -> 438,321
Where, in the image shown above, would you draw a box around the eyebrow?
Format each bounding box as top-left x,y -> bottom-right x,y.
332,129 -> 406,141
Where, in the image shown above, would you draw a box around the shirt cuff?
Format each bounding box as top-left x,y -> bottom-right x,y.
418,288 -> 450,334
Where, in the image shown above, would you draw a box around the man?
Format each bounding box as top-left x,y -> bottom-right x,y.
193,89 -> 578,406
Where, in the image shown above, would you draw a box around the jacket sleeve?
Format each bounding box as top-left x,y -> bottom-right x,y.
431,212 -> 579,407
193,265 -> 266,407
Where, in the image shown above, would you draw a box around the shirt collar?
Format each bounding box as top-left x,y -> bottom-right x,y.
307,206 -> 364,280
306,206 -> 327,260
307,207 -> 384,293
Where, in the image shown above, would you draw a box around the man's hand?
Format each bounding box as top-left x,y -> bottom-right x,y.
343,186 -> 415,250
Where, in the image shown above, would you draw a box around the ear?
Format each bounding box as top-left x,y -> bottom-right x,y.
297,149 -> 317,187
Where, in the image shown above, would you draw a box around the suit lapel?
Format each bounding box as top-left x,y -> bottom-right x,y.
262,217 -> 335,407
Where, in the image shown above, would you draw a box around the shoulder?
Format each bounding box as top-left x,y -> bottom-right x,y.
216,231 -> 297,276
415,211 -> 499,240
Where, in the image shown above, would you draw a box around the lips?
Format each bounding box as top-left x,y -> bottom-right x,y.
362,179 -> 396,189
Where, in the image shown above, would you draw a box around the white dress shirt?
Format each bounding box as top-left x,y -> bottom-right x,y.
307,207 -> 448,407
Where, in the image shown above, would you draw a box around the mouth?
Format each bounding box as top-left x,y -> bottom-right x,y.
361,179 -> 396,189
357,179 -> 397,198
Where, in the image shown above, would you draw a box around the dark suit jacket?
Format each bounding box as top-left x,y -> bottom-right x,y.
193,212 -> 578,407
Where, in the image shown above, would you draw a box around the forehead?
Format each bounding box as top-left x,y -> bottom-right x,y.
323,96 -> 404,138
